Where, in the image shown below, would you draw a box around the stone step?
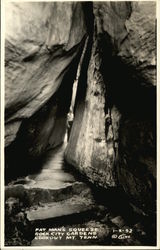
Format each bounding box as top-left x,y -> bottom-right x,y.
6,181 -> 92,206
26,194 -> 95,222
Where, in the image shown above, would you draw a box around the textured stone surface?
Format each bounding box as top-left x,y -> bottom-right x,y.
26,195 -> 95,222
65,32 -> 117,188
93,1 -> 156,86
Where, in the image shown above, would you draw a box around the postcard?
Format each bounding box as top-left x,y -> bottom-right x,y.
1,0 -> 159,249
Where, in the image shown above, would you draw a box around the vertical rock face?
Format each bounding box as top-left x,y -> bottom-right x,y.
65,32 -> 117,188
65,2 -> 156,214
96,1 -> 156,214
5,2 -> 87,179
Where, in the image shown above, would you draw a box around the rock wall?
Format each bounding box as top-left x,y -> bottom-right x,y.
5,2 -> 87,179
65,2 -> 156,214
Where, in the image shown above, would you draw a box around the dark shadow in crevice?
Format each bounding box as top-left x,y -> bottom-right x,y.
98,33 -> 156,120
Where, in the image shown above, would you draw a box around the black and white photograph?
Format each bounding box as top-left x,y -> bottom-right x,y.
0,0 -> 159,248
